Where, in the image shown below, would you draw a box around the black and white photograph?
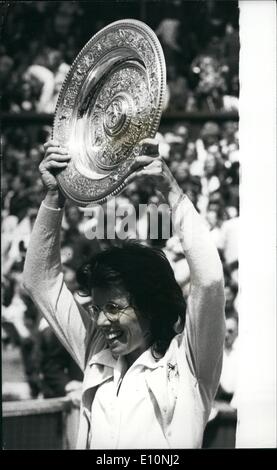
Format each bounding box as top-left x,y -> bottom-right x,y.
1,0 -> 276,453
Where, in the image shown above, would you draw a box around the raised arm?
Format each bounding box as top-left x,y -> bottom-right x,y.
23,142 -> 105,370
172,191 -> 225,396
127,141 -> 225,399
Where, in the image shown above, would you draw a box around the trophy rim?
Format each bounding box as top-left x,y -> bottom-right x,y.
52,19 -> 166,206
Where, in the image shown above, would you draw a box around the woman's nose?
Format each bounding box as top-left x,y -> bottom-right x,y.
96,310 -> 110,327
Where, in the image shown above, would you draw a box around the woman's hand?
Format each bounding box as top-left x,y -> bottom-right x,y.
126,138 -> 183,206
39,140 -> 71,208
40,140 -> 71,191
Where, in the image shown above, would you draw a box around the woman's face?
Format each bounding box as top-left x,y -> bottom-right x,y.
11,176 -> 23,192
185,143 -> 196,163
92,285 -> 151,365
206,209 -> 218,229
66,206 -> 81,227
204,153 -> 217,175
175,161 -> 189,182
225,317 -> 238,350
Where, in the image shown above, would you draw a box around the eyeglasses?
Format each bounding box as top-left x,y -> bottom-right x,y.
87,302 -> 131,322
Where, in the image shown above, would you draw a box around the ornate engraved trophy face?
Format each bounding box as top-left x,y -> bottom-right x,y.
52,19 -> 166,206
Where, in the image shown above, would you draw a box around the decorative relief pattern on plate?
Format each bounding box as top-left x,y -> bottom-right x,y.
53,19 -> 166,206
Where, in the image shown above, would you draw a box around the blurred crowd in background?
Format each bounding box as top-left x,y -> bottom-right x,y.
1,0 -> 239,114
2,0 -> 239,435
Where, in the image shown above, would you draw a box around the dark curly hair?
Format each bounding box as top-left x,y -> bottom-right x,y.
76,242 -> 186,358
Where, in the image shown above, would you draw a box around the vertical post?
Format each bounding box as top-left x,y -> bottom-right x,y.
65,405 -> 80,449
236,0 -> 276,448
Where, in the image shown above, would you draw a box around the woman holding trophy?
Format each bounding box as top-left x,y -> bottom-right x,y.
23,20 -> 225,449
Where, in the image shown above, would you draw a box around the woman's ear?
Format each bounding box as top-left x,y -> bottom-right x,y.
173,316 -> 183,334
142,329 -> 152,341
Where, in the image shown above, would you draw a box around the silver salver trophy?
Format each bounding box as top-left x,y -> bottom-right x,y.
52,19 -> 166,206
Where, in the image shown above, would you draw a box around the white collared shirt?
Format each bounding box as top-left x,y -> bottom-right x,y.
90,350 -> 167,449
88,330 -> 214,449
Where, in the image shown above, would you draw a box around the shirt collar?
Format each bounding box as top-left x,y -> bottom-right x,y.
88,346 -> 166,370
88,348 -> 117,368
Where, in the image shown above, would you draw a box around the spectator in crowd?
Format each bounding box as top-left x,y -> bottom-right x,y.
220,215 -> 239,283
46,49 -> 70,112
205,203 -> 225,251
222,312 -> 239,401
192,55 -> 227,111
163,235 -> 190,296
213,311 -> 239,410
22,64 -> 55,113
202,311 -> 238,449
61,204 -> 101,270
2,266 -> 84,401
223,23 -> 240,78
224,283 -> 239,317
155,13 -> 183,68
0,53 -> 15,111
37,317 -> 83,399
166,64 -> 192,111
